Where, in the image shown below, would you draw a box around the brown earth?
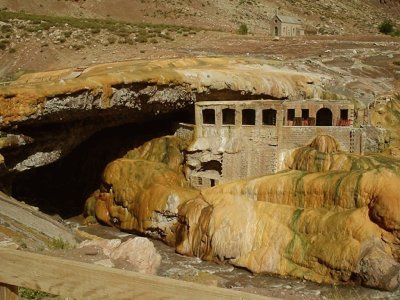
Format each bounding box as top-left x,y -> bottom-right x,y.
1,31 -> 399,100
0,0 -> 400,34
0,1 -> 399,103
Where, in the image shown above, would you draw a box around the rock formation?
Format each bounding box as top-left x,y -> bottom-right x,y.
87,134 -> 400,291
85,136 -> 200,245
79,237 -> 162,274
0,57 -> 319,176
2,57 -> 400,290
370,93 -> 400,157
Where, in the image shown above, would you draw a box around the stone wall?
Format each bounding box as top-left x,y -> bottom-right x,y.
278,126 -> 364,154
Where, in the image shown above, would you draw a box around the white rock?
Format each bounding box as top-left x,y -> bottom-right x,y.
110,237 -> 161,275
78,238 -> 121,256
94,259 -> 114,268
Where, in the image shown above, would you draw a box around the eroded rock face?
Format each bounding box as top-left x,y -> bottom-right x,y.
87,136 -> 200,245
87,134 -> 400,290
0,57 -> 319,174
176,195 -> 399,289
370,94 -> 400,157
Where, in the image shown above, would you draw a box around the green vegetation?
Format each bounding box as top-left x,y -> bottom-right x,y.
19,288 -> 56,300
378,19 -> 400,36
47,237 -> 72,250
0,9 -> 199,35
0,39 -> 9,50
379,19 -> 394,34
238,23 -> 248,35
0,9 -> 206,48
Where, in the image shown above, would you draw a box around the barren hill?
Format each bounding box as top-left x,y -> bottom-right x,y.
0,0 -> 399,99
0,0 -> 399,35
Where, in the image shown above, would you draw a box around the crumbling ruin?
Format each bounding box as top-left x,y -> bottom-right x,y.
180,98 -> 383,189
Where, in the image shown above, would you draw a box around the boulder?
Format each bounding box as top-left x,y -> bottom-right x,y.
110,237 -> 161,275
78,238 -> 121,256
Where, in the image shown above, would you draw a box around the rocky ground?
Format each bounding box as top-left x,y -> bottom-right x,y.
0,11 -> 398,104
3,215 -> 400,300
0,0 -> 399,35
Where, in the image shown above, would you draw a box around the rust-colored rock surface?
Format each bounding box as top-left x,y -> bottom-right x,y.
0,57 -> 321,175
370,94 -> 400,157
176,195 -> 398,289
88,134 -> 400,290
0,57 -> 318,128
88,136 -> 199,245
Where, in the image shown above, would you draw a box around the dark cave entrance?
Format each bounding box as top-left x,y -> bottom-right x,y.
10,109 -> 194,219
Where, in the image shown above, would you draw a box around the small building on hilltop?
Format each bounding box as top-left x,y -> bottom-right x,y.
271,12 -> 304,37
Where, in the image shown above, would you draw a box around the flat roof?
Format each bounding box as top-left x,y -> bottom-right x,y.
196,99 -> 282,106
196,99 -> 354,106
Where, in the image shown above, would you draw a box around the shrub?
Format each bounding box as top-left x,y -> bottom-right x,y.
107,36 -> 116,44
47,237 -> 72,250
1,24 -> 12,33
137,35 -> 148,43
71,43 -> 85,50
19,287 -> 55,300
238,23 -> 248,35
90,27 -> 101,34
378,19 -> 394,35
0,39 -> 9,50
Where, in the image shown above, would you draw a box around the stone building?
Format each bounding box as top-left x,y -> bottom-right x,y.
177,99 -> 368,189
271,13 -> 304,37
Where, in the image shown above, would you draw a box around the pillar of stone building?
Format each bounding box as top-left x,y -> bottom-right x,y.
215,107 -> 222,128
331,106 -> 340,126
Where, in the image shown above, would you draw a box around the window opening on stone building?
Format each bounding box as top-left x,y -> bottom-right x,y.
287,109 -> 295,125
210,179 -> 216,187
222,108 -> 235,125
340,109 -> 348,120
242,109 -> 256,125
302,109 -> 309,125
316,108 -> 333,126
302,109 -> 309,120
263,109 -> 277,125
202,109 -> 215,124
339,109 -> 350,126
274,26 -> 278,36
200,160 -> 222,174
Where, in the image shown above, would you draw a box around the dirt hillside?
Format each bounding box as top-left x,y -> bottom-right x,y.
0,0 -> 399,34
0,0 -> 399,100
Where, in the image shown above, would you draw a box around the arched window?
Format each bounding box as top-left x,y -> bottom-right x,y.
222,108 -> 235,125
202,109 -> 215,124
263,109 -> 277,125
242,109 -> 256,125
274,26 -> 278,36
316,108 -> 333,126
